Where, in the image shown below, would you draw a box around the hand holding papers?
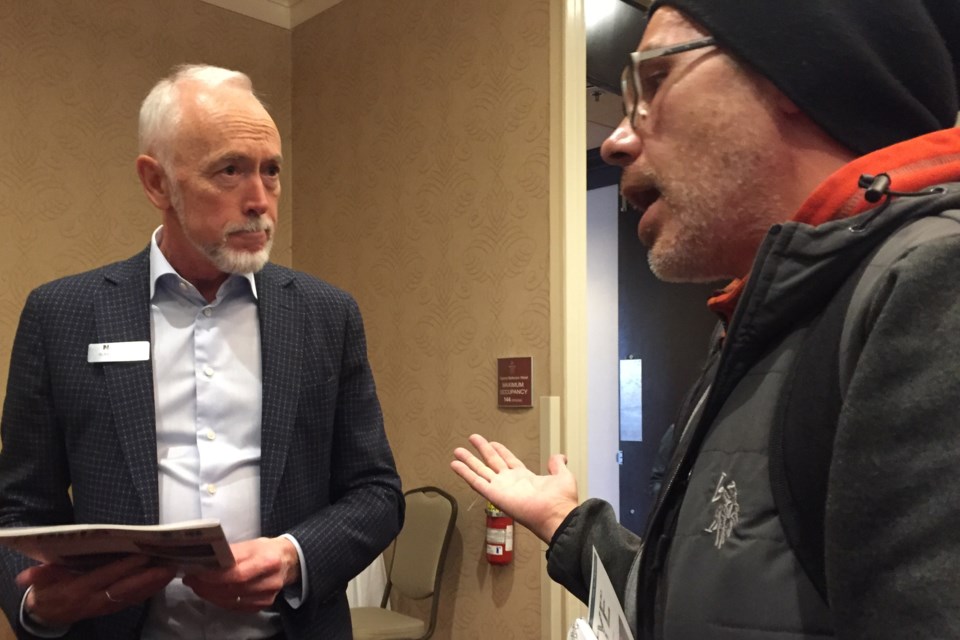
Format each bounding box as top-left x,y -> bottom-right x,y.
567,547 -> 635,640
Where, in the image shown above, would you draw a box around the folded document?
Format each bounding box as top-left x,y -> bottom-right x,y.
567,547 -> 635,640
0,519 -> 234,571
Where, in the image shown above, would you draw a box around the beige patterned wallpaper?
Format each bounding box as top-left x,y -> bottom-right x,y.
292,0 -> 551,637
0,0 -> 553,637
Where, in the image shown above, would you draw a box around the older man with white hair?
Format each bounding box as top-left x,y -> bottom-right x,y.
0,64 -> 403,639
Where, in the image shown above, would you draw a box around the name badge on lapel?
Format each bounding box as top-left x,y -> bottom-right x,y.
87,341 -> 150,363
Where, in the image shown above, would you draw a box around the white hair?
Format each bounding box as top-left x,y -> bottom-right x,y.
138,64 -> 258,167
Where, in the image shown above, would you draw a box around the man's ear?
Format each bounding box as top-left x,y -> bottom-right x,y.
136,155 -> 172,210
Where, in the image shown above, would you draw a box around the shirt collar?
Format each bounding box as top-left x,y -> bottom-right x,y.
149,226 -> 258,300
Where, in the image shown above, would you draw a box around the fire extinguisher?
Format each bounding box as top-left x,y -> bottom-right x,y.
485,502 -> 513,564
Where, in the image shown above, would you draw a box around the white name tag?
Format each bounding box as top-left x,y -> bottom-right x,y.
87,341 -> 150,363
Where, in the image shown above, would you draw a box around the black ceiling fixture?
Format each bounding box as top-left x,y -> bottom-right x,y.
587,0 -> 647,96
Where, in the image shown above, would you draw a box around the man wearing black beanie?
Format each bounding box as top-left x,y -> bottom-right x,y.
454,2 -> 960,639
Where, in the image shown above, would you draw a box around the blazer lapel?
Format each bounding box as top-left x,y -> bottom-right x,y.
94,249 -> 159,523
256,265 -> 302,529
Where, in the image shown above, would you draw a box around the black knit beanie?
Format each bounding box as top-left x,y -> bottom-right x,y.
647,0 -> 960,154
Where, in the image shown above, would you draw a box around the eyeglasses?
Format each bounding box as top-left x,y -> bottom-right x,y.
620,36 -> 716,130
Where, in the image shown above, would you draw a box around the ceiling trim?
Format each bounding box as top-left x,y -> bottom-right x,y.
198,0 -> 346,29
290,0 -> 346,27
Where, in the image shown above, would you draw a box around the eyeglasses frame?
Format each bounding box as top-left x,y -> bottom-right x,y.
621,35 -> 717,128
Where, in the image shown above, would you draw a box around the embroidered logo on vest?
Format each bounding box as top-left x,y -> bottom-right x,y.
705,472 -> 739,549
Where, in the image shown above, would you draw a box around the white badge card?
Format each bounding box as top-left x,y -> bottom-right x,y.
87,341 -> 150,363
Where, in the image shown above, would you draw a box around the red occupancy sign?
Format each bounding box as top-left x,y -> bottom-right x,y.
497,357 -> 532,408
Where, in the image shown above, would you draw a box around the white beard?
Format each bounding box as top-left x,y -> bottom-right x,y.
171,186 -> 273,274
204,227 -> 273,274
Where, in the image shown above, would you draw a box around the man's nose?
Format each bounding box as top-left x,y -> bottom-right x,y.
600,117 -> 643,167
245,176 -> 271,216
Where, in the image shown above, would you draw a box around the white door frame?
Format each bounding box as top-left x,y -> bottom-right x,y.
543,0 -> 589,636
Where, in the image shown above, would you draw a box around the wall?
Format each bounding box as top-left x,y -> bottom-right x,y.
0,1 -> 292,637
0,0 -> 293,408
292,0 -> 552,637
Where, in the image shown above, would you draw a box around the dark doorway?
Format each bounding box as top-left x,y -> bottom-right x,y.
586,149 -> 718,537
616,203 -> 718,535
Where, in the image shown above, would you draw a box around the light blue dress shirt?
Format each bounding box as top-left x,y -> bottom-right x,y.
141,228 -> 305,639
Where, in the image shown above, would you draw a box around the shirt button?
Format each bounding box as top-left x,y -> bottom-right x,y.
203,308 -> 212,317
203,366 -> 214,377
206,483 -> 217,495
206,430 -> 216,441
179,282 -> 188,290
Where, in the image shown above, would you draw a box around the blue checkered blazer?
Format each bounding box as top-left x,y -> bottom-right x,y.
0,248 -> 404,639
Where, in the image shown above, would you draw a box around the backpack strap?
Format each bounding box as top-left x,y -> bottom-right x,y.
769,258 -> 860,604
771,210 -> 960,603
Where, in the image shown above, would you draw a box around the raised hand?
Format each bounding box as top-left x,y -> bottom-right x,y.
451,433 -> 580,543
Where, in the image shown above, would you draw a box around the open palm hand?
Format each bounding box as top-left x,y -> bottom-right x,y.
451,434 -> 580,543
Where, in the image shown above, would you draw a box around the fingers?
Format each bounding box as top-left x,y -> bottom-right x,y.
467,433 -> 492,450
186,574 -> 279,612
449,458 -> 473,482
466,433 -> 526,472
232,594 -> 274,613
81,564 -> 177,617
452,435 -> 533,488
546,452 -> 570,476
467,434 -> 506,473
449,460 -> 495,502
19,555 -> 151,592
489,440 -> 525,469
183,537 -> 294,612
17,564 -> 78,590
101,564 -> 177,604
451,447 -> 494,483
19,556 -> 174,626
